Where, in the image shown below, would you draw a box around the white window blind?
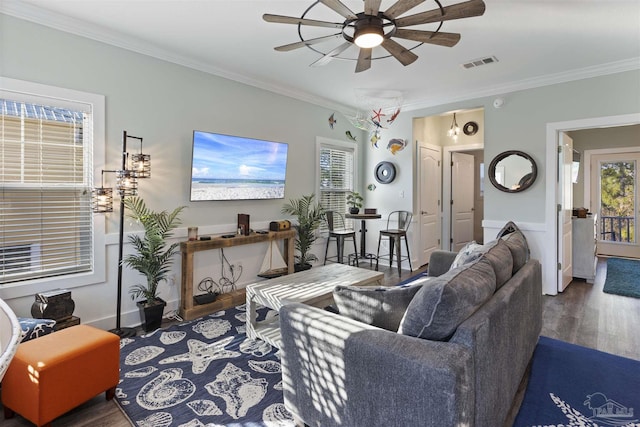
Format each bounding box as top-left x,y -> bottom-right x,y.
319,143 -> 355,231
1,99 -> 93,285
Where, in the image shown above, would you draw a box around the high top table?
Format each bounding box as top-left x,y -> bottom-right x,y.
346,212 -> 382,265
245,263 -> 383,348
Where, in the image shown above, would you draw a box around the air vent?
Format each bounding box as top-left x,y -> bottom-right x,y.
462,56 -> 499,69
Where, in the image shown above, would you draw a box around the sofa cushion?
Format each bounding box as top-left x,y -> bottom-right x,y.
451,239 -> 513,289
482,239 -> 514,289
497,221 -> 530,273
333,283 -> 424,332
398,256 -> 496,341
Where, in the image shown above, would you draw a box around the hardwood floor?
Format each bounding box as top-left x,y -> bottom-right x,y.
2,259 -> 638,427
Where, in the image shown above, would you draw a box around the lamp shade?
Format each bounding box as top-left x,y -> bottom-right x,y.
92,187 -> 114,213
131,153 -> 151,178
116,170 -> 138,197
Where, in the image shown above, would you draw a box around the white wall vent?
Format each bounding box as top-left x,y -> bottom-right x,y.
462,56 -> 499,69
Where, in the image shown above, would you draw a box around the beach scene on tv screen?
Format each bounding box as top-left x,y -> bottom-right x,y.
191,131 -> 288,201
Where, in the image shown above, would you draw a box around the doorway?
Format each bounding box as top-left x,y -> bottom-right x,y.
545,114 -> 640,295
443,145 -> 484,251
587,149 -> 640,259
414,109 -> 485,266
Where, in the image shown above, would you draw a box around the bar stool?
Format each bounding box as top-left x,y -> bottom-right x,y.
376,210 -> 412,276
324,211 -> 358,267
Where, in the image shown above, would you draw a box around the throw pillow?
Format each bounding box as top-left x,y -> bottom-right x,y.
449,241 -> 484,270
333,283 -> 424,332
398,256 -> 496,341
497,221 -> 530,273
18,317 -> 56,342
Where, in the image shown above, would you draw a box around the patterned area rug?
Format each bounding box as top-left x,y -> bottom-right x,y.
513,336 -> 640,427
115,304 -> 295,426
603,257 -> 640,299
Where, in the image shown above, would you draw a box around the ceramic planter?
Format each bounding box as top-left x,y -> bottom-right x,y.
137,298 -> 166,332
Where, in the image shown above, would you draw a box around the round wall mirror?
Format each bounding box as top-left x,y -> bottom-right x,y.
488,150 -> 537,193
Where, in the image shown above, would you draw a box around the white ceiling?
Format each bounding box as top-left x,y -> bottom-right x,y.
3,0 -> 640,112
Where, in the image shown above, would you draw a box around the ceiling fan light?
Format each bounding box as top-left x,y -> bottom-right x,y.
354,19 -> 384,48
355,31 -> 383,48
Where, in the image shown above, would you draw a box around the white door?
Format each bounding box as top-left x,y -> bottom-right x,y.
418,143 -> 441,266
451,152 -> 475,251
590,151 -> 640,258
558,133 -> 573,292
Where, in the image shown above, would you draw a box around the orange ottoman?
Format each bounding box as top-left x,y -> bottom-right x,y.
2,324 -> 120,427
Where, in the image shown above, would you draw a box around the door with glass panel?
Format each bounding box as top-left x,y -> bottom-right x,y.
591,152 -> 640,258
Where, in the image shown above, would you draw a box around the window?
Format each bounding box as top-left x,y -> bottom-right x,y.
0,78 -> 105,297
317,137 -> 357,231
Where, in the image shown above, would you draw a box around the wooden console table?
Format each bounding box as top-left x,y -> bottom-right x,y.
179,229 -> 296,320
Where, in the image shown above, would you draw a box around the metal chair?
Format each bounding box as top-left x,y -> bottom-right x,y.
376,210 -> 413,276
324,211 -> 358,267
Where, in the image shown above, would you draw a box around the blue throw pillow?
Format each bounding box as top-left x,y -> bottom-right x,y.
18,317 -> 56,342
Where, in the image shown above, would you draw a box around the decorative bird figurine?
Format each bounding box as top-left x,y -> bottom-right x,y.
328,113 -> 337,129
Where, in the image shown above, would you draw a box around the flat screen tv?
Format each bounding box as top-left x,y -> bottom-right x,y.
190,131 -> 289,201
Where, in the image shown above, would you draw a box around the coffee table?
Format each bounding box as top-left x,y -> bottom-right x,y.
245,263 -> 384,347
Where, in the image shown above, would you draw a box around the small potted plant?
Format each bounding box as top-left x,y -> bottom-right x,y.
122,196 -> 185,332
281,193 -> 325,272
346,191 -> 364,214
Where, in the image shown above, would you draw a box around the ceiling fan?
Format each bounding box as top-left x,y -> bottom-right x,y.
263,0 -> 486,73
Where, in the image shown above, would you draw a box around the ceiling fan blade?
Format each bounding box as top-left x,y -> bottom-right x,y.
381,38 -> 418,66
384,0 -> 426,19
319,0 -> 357,20
364,0 -> 382,16
395,0 -> 486,27
355,48 -> 372,73
263,14 -> 344,29
393,29 -> 460,47
275,34 -> 344,52
310,42 -> 352,67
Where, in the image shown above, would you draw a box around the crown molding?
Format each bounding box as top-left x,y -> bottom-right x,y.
402,57 -> 640,112
0,1 -> 355,114
2,1 -> 636,116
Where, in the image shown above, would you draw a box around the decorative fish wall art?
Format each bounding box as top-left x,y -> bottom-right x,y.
387,138 -> 408,155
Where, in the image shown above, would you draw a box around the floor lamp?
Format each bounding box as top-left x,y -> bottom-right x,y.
92,130 -> 150,338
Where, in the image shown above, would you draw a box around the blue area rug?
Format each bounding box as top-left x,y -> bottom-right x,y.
513,336 -> 640,427
115,304 -> 295,426
604,257 -> 640,299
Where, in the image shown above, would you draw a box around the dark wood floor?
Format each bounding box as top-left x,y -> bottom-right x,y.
2,259 -> 639,427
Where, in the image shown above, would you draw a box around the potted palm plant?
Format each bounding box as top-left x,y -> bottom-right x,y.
346,191 -> 364,214
281,193 -> 325,272
122,197 -> 185,332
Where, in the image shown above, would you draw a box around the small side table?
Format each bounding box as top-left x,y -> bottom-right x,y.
345,213 -> 382,266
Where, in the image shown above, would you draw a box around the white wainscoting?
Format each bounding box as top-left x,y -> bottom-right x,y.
483,220 -> 556,295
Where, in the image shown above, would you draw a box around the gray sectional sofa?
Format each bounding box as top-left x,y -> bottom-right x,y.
279,222 -> 542,427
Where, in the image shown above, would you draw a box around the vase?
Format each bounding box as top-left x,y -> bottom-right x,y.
349,207 -> 360,214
